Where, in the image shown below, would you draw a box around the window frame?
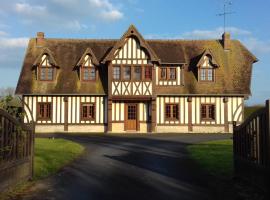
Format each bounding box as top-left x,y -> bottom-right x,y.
37,102 -> 52,121
144,66 -> 152,80
160,67 -> 167,80
113,64 -> 153,81
169,67 -> 176,80
113,66 -> 121,80
80,103 -> 95,121
159,66 -> 179,81
81,55 -> 97,82
123,66 -> 131,80
133,66 -> 142,81
38,55 -> 55,81
199,68 -> 215,82
200,104 -> 216,121
165,103 -> 179,121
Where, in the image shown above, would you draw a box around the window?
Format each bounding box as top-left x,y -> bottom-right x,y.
134,66 -> 141,80
169,68 -> 176,80
39,54 -> 54,81
165,104 -> 179,120
82,55 -> 96,81
81,103 -> 95,120
123,66 -> 131,80
144,66 -> 152,80
199,68 -> 214,82
37,103 -> 51,120
113,66 -> 120,80
161,68 -> 166,79
201,104 -> 215,120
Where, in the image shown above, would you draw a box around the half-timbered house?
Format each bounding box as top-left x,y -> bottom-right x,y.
15,25 -> 257,133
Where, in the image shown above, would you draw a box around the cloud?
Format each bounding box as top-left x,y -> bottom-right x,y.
0,36 -> 28,69
181,27 -> 251,39
7,0 -> 124,31
0,37 -> 29,48
14,3 -> 47,16
0,31 -> 8,37
89,0 -> 124,21
242,37 -> 270,54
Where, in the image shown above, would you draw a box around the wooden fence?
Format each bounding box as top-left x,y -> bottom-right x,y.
0,101 -> 35,192
233,99 -> 270,192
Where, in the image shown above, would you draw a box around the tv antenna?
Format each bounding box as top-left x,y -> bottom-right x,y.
217,1 -> 235,33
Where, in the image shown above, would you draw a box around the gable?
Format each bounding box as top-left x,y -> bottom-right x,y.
112,37 -> 150,65
102,25 -> 160,64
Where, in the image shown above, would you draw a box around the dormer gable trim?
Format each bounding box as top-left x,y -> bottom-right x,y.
196,49 -> 219,68
76,47 -> 99,67
102,25 -> 160,64
33,48 -> 58,68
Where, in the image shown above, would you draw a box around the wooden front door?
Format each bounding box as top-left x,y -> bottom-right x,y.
125,104 -> 137,131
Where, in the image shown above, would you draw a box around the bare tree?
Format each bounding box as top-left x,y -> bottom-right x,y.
0,87 -> 15,97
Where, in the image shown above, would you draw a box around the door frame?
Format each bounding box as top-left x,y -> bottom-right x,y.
124,102 -> 139,131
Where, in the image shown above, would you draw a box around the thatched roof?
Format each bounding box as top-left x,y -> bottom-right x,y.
15,27 -> 257,96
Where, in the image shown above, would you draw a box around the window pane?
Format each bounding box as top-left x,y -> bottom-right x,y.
169,68 -> 176,79
82,106 -> 88,118
165,105 -> 171,119
207,69 -> 213,81
89,105 -> 95,119
47,68 -> 53,80
123,66 -> 131,80
39,104 -> 44,117
83,68 -> 89,80
161,68 -> 166,79
145,66 -> 152,79
89,68 -> 96,80
46,104 -> 51,118
113,66 -> 120,80
200,69 -> 206,81
134,66 -> 141,80
201,105 -> 207,119
40,68 -> 46,80
172,105 -> 178,119
208,105 -> 215,119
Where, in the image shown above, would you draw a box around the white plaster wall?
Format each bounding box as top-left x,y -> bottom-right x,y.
23,95 -> 107,125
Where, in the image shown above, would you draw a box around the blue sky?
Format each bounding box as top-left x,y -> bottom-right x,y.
0,0 -> 269,105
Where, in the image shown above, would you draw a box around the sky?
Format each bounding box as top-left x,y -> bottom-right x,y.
0,0 -> 269,105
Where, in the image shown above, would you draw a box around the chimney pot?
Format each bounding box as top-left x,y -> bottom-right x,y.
36,32 -> 45,47
222,32 -> 231,51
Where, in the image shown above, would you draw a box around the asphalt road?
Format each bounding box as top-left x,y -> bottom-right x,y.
21,134 -> 231,200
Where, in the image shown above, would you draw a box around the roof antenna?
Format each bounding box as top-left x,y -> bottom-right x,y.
217,1 -> 235,33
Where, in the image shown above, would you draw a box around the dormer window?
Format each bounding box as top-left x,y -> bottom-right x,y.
39,54 -> 54,81
196,50 -> 219,83
81,55 -> 96,81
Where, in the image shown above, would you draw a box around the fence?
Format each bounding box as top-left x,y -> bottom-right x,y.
233,99 -> 270,191
0,100 -> 35,192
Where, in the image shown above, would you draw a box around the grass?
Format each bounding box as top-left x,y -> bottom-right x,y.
34,138 -> 84,179
187,139 -> 233,179
0,138 -> 84,199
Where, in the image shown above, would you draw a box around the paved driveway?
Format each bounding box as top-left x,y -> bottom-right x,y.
21,134 -> 231,200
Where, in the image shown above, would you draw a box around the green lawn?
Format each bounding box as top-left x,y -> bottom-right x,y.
187,139 -> 233,179
34,138 -> 84,179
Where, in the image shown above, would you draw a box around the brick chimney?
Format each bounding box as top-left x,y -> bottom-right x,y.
36,32 -> 45,47
222,32 -> 231,51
